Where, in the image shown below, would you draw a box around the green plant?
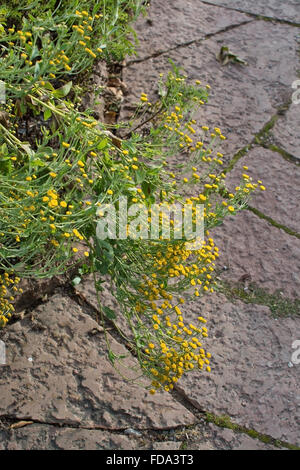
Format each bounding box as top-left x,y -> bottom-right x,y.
0,1 -> 264,393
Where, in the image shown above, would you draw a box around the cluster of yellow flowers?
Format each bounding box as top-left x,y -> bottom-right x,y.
0,273 -> 23,327
131,236 -> 218,392
0,1 -> 266,394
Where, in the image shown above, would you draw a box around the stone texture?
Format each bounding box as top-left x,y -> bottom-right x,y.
152,441 -> 182,450
177,293 -> 300,445
122,20 -> 299,158
201,0 -> 300,23
212,210 -> 300,298
0,295 -> 196,430
0,424 -> 138,450
184,421 -> 282,450
272,104 -> 300,161
130,0 -> 250,60
225,146 -> 300,233
0,420 -> 282,450
74,275 -> 132,339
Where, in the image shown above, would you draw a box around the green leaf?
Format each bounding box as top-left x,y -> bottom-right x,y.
141,181 -> 154,197
43,108 -> 52,121
52,81 -> 73,99
34,61 -> 40,79
30,46 -> 40,60
135,169 -> 145,184
0,159 -> 12,175
31,158 -> 45,167
108,350 -> 117,365
103,306 -> 116,320
97,138 -> 108,150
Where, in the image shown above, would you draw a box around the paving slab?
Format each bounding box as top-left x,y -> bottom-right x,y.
74,275 -> 132,339
176,293 -> 300,445
212,210 -> 300,298
271,104 -> 300,161
184,422 -> 283,450
0,295 -> 196,430
201,0 -> 300,23
0,419 -> 282,450
225,146 -> 300,233
122,20 -> 299,158
130,0 -> 250,60
0,424 -> 138,450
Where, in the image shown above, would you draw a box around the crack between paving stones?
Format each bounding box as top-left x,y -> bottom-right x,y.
224,102 -> 293,172
260,143 -> 300,166
0,415 -> 132,433
220,99 -> 300,240
126,19 -> 254,66
68,272 -> 300,449
0,414 -> 189,435
247,206 -> 300,239
199,0 -> 300,28
2,286 -> 299,448
170,388 -> 299,450
0,284 -> 74,337
2,412 -> 299,450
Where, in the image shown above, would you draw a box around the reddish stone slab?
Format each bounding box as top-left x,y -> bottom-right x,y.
185,422 -> 283,450
201,0 -> 300,23
0,421 -> 282,450
225,146 -> 300,233
129,0 -> 250,60
211,210 -> 300,298
0,424 -> 138,450
122,21 -> 299,158
0,295 -> 196,430
272,104 -> 300,161
74,274 -> 132,340
177,293 -> 300,445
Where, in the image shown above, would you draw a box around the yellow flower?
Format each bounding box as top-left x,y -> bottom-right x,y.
85,48 -> 96,58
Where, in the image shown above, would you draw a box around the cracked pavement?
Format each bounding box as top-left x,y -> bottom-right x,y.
0,0 -> 299,450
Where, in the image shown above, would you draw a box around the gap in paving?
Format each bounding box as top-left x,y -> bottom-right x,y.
69,281 -> 300,449
126,19 -> 254,66
247,206 -> 300,239
200,0 -> 300,27
220,95 -> 300,237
